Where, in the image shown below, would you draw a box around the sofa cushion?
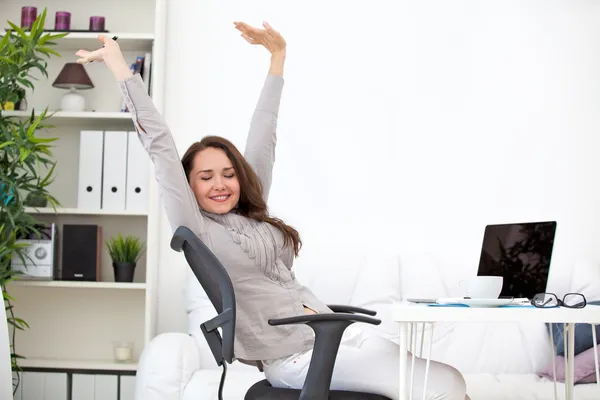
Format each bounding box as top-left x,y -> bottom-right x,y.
185,268 -> 225,369
293,244 -> 368,305
569,259 -> 600,301
135,333 -> 202,400
546,303 -> 600,357
348,247 -> 402,339
464,373 -> 600,400
538,344 -> 600,384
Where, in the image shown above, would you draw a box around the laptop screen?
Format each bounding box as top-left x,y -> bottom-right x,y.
477,221 -> 557,299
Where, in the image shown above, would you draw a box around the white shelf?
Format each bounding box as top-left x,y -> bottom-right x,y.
3,110 -> 133,121
25,207 -> 147,216
2,31 -> 154,52
18,357 -> 138,371
8,281 -> 146,290
55,32 -> 154,52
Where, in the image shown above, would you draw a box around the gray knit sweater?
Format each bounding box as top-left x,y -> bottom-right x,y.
117,73 -> 331,365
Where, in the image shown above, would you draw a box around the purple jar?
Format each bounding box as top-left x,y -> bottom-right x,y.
55,12 -> 71,31
89,16 -> 105,32
21,6 -> 37,30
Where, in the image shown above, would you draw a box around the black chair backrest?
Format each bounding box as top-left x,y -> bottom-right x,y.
170,226 -> 236,364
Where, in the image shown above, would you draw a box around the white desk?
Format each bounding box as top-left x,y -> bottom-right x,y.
392,303 -> 600,400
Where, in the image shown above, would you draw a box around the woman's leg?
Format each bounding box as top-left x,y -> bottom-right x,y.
264,326 -> 469,400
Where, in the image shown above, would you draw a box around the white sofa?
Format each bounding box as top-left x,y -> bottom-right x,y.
135,245 -> 600,400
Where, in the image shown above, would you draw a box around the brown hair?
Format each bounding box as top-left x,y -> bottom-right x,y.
181,136 -> 302,256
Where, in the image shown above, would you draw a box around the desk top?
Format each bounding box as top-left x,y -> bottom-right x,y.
392,302 -> 600,324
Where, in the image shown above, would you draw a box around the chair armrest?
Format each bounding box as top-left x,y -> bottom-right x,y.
326,304 -> 377,316
269,312 -> 381,327
268,313 -> 381,400
135,333 -> 202,400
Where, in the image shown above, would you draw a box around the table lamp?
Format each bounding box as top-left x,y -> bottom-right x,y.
52,63 -> 94,112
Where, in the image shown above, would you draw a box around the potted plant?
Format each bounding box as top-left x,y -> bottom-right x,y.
106,234 -> 145,282
0,8 -> 65,393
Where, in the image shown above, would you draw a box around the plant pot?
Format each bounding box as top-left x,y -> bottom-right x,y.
24,192 -> 48,207
113,262 -> 136,283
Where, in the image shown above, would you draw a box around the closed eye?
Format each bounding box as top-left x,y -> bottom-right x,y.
199,174 -> 234,181
197,167 -> 235,181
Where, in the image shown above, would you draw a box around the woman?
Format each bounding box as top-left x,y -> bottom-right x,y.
76,22 -> 469,400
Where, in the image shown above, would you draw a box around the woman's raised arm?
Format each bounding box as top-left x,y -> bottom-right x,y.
235,21 -> 287,202
76,36 -> 207,237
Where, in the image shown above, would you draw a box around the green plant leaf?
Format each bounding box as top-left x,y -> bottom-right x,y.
0,31 -> 11,51
5,22 -> 27,40
0,141 -> 15,150
37,46 -> 61,57
0,56 -> 16,65
29,137 -> 56,144
37,32 -> 69,46
39,163 -> 56,187
18,148 -> 31,163
25,113 -> 46,137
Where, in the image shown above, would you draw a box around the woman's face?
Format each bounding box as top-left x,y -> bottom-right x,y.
189,147 -> 241,214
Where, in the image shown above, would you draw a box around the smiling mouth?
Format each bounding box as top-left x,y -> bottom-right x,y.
210,194 -> 230,203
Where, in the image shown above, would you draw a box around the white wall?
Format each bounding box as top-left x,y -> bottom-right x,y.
155,0 -> 600,334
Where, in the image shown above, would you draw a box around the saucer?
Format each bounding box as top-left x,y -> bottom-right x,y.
436,297 -> 516,308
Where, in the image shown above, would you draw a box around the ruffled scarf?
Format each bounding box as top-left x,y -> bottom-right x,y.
201,210 -> 283,283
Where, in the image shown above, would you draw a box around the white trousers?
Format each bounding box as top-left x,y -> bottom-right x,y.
263,326 -> 469,400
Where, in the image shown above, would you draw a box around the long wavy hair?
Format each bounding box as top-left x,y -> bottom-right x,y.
181,136 -> 302,256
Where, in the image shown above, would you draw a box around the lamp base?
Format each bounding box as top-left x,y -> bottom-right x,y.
60,89 -> 86,112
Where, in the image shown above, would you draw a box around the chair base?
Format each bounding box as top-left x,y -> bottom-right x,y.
245,379 -> 392,400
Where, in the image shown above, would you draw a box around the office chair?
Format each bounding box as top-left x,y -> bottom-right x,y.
171,226 -> 392,400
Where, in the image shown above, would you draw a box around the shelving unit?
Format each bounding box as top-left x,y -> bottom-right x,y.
1,0 -> 166,396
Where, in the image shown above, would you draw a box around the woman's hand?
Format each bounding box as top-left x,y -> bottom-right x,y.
75,35 -> 132,80
233,21 -> 286,56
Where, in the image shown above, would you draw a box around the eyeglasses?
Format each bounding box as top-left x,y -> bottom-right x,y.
531,292 -> 587,309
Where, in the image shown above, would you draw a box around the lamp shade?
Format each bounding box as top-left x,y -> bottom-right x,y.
52,63 -> 94,90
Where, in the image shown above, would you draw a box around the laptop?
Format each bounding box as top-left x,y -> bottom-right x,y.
476,221 -> 557,299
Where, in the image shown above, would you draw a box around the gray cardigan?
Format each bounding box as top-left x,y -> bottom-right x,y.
117,73 -> 331,366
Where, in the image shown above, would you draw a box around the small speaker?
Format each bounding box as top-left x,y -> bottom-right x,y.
60,224 -> 102,281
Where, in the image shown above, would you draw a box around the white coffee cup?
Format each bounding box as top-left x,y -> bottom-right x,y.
458,276 -> 503,299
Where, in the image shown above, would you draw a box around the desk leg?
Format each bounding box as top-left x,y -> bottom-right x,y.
399,322 -> 409,400
548,324 -> 558,400
592,325 -> 599,394
565,323 -> 576,400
